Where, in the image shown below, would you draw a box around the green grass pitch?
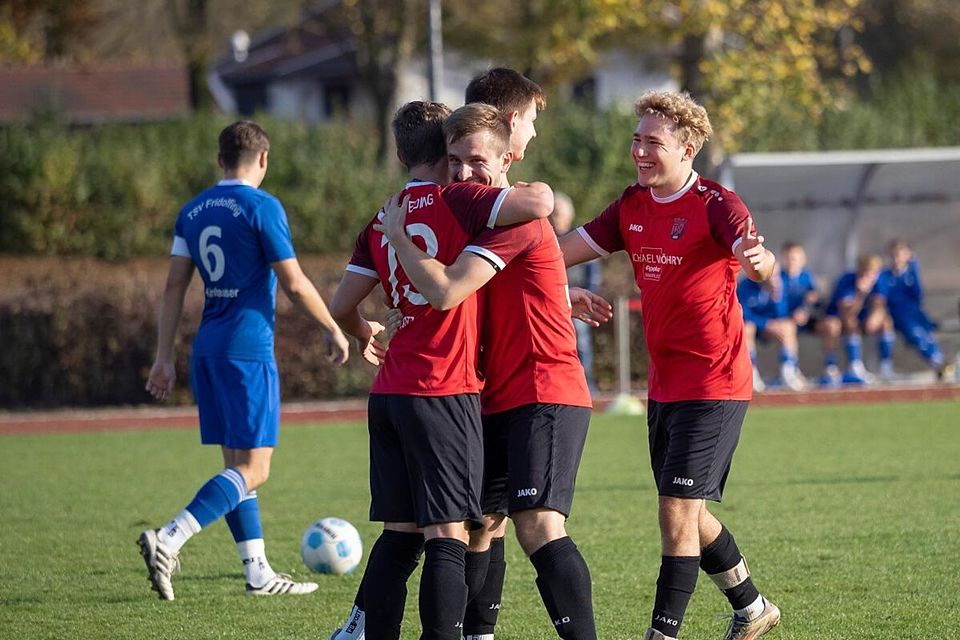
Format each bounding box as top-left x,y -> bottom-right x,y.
1,401 -> 958,639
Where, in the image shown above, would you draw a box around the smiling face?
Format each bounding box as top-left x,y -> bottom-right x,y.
631,114 -> 695,197
447,131 -> 512,186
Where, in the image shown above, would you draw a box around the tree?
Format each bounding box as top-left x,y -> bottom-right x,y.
448,0 -> 869,156
313,0 -> 422,164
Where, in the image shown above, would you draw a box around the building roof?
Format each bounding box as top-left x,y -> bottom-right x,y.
0,66 -> 190,124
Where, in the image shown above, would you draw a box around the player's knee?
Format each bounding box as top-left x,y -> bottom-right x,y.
424,521 -> 470,543
469,515 -> 507,552
512,509 -> 566,556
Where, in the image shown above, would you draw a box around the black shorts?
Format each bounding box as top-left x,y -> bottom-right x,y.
480,403 -> 591,517
647,399 -> 749,502
368,394 -> 483,528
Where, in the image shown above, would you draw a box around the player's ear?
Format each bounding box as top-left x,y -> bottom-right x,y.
259,149 -> 269,168
501,151 -> 513,174
217,153 -> 225,170
507,110 -> 520,131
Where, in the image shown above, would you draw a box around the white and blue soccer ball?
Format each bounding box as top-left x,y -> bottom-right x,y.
300,517 -> 363,575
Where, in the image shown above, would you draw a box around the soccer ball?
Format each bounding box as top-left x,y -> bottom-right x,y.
300,517 -> 363,575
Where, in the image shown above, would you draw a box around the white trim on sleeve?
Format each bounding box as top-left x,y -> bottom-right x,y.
486,187 -> 514,229
731,237 -> 743,255
464,245 -> 507,271
575,227 -> 610,258
170,236 -> 190,257
345,264 -> 379,279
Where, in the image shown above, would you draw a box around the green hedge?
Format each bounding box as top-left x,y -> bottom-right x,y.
0,106 -> 637,260
0,256 -> 648,408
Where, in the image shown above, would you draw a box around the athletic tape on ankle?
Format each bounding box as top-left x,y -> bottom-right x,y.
708,556 -> 750,590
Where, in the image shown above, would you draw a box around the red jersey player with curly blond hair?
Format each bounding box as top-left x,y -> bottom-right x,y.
560,91 -> 781,640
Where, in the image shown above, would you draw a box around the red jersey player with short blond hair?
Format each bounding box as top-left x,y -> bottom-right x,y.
378,101 -> 600,640
560,91 -> 781,640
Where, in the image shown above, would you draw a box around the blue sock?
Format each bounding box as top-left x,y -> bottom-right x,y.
186,467 -> 247,529
749,349 -> 758,365
878,331 -> 895,362
825,352 -> 838,368
778,347 -> 797,366
844,335 -> 862,364
225,491 -> 264,542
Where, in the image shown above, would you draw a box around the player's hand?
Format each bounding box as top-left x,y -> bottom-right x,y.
569,287 -> 613,326
358,320 -> 387,366
374,193 -> 410,244
145,359 -> 176,401
325,328 -> 350,366
793,308 -> 810,326
735,216 -> 775,278
383,307 -> 404,339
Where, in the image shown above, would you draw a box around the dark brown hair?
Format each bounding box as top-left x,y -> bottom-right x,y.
465,68 -> 546,115
391,101 -> 452,168
218,120 -> 270,169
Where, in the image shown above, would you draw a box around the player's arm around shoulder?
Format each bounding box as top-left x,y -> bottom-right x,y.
273,258 -> 350,364
493,181 -> 554,226
376,193 -> 497,311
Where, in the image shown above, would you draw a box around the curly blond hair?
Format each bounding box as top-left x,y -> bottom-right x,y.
634,91 -> 713,153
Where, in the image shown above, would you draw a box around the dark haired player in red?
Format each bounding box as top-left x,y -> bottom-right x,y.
378,101 -> 600,640
328,101 -> 555,640
560,91 -> 780,640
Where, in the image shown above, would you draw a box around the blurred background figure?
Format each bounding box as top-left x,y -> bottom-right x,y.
737,265 -> 807,391
550,192 -> 601,393
821,254 -> 893,385
878,239 -> 955,381
781,241 -> 841,386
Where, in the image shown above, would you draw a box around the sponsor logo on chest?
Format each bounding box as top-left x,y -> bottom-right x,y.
630,247 -> 684,282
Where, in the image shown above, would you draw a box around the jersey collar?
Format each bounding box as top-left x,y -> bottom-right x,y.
218,179 -> 253,187
650,170 -> 699,204
406,179 -> 437,188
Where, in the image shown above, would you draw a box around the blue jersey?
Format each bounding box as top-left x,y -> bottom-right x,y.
877,260 -> 936,330
172,180 -> 296,361
825,271 -> 882,317
782,269 -> 816,314
737,277 -> 788,320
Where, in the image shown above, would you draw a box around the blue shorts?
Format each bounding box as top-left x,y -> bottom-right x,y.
191,356 -> 281,449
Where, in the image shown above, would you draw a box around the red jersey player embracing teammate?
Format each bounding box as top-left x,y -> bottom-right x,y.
560,91 -> 781,640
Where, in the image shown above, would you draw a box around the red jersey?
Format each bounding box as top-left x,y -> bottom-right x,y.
579,172 -> 753,403
348,180 -> 510,395
465,218 -> 592,414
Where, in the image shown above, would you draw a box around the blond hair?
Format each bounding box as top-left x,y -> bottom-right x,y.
634,91 -> 713,153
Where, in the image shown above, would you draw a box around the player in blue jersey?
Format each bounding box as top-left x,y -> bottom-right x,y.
878,239 -> 954,380
821,254 -> 892,385
138,120 -> 351,601
780,242 -> 844,385
737,264 -> 806,391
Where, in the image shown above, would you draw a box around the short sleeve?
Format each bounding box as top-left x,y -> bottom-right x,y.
707,190 -> 752,254
171,215 -> 190,257
463,219 -> 542,270
578,197 -> 626,256
256,198 -> 296,263
345,218 -> 378,279
441,182 -> 510,234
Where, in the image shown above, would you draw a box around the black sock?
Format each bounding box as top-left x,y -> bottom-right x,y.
464,536 -> 506,636
361,530 -> 424,640
530,537 -> 597,640
420,538 -> 469,640
465,548 -> 492,603
699,526 -> 761,611
651,555 -> 699,638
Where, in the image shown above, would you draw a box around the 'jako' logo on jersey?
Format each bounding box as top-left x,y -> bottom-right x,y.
672,477 -> 694,486
517,487 -> 538,497
628,223 -> 644,233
